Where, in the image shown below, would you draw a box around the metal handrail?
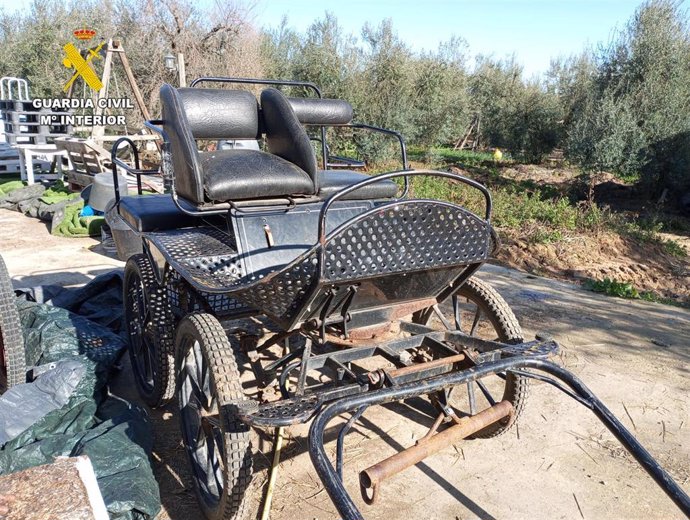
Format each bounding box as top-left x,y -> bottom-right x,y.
317,169 -> 493,248
189,76 -> 328,169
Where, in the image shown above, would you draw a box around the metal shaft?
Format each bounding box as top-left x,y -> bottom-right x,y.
388,353 -> 466,379
360,400 -> 513,500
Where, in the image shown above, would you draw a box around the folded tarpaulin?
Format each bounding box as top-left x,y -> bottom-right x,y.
0,293 -> 161,520
0,182 -> 103,237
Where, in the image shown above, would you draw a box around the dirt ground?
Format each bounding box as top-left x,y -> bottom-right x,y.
499,230 -> 690,303
1,208 -> 688,520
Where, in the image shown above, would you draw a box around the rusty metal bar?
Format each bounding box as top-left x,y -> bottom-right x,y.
359,400 -> 513,503
387,353 -> 466,379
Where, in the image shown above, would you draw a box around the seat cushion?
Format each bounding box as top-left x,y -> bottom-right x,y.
318,170 -> 399,200
200,149 -> 315,202
119,195 -> 200,232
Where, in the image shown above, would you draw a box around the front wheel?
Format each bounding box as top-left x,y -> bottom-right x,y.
413,276 -> 528,438
123,254 -> 175,407
175,313 -> 260,520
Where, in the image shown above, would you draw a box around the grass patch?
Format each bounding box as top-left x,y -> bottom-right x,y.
409,175 -> 615,242
618,219 -> 688,258
584,278 -> 640,298
584,277 -> 687,307
408,146 -> 499,168
662,238 -> 687,257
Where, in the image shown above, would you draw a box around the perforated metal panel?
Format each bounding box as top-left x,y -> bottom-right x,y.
146,201 -> 492,328
151,227 -> 236,258
237,255 -> 318,318
148,227 -> 245,290
166,268 -> 250,316
323,203 -> 491,282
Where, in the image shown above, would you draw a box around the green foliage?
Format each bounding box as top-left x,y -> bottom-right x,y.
260,15 -> 562,163
585,278 -> 640,298
409,173 -> 616,243
563,0 -> 690,192
566,90 -> 646,177
408,146 -> 497,167
469,57 -> 563,162
584,277 -> 687,307
662,238 -> 687,257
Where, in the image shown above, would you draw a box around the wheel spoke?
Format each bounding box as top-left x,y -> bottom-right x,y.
469,307 -> 482,336
476,379 -> 497,406
209,428 -> 225,494
432,305 -> 454,331
185,362 -> 206,405
467,381 -> 477,415
452,295 -> 461,330
145,335 -> 158,380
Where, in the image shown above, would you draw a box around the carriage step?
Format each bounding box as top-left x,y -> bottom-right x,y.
239,394 -> 323,427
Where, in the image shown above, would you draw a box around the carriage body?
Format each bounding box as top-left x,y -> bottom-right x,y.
108,77 -> 689,520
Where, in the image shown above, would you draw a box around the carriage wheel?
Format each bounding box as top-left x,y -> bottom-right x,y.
0,254 -> 26,391
123,254 -> 175,407
413,276 -> 528,438
176,313 -> 259,520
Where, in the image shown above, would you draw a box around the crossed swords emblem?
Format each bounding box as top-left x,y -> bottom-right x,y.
62,41 -> 105,92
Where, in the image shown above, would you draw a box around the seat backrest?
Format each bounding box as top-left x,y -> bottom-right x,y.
160,84 -> 260,204
260,88 -> 318,189
288,97 -> 353,125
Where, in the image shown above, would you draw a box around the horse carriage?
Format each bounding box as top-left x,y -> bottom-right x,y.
96,77 -> 690,519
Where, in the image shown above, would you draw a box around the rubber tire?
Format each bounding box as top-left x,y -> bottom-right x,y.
0,254 -> 25,390
123,254 -> 175,407
175,313 -> 258,520
415,276 -> 528,438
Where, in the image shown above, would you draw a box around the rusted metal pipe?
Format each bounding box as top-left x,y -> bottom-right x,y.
359,400 -> 513,503
387,353 -> 466,379
367,353 -> 467,388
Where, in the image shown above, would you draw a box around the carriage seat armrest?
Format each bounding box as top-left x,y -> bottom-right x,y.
110,136 -> 162,201
306,121 -> 409,172
144,119 -> 168,142
143,120 -> 174,192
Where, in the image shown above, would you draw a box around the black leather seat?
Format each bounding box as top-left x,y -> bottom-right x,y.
318,170 -> 398,200
200,149 -> 313,201
160,85 -> 318,207
119,195 -> 197,232
160,83 -> 399,207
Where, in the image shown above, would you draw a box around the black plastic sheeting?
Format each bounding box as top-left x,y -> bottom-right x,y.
0,272 -> 161,520
18,271 -> 126,335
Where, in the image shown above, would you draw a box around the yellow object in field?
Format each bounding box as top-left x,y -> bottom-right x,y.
493,148 -> 503,161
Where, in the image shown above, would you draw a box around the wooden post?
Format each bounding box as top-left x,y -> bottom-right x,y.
91,39 -> 113,140
177,53 -> 186,87
114,40 -> 152,122
113,40 -> 160,150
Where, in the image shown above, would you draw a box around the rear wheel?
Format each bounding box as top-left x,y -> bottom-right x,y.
0,254 -> 25,390
176,313 -> 260,520
414,276 -> 528,438
123,254 -> 175,407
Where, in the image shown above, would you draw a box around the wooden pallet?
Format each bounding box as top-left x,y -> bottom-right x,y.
54,137 -> 113,189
